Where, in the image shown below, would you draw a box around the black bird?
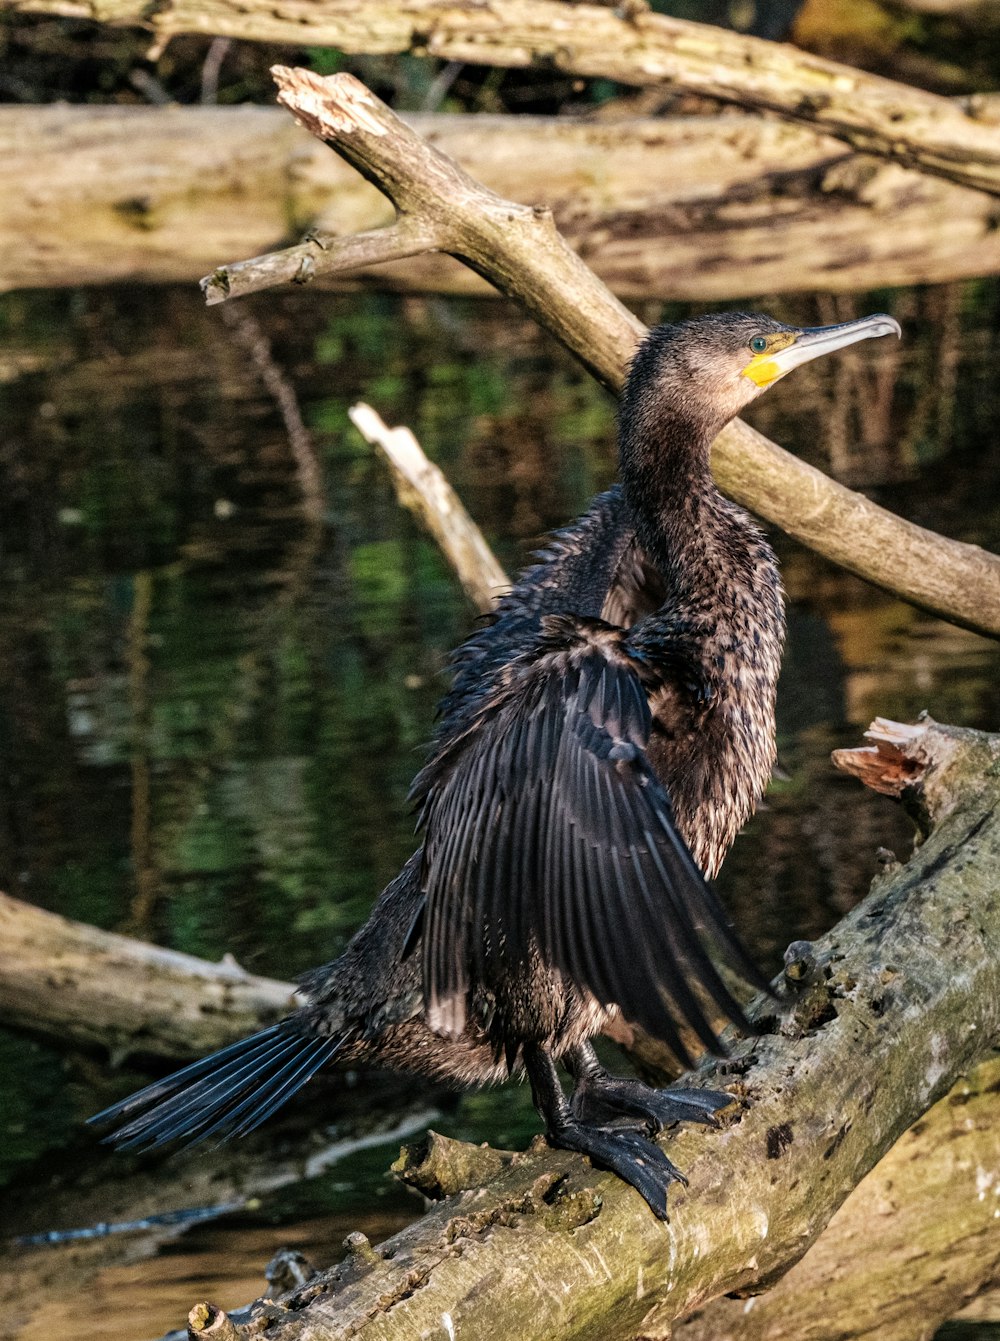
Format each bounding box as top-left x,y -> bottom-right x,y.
92,311 -> 900,1218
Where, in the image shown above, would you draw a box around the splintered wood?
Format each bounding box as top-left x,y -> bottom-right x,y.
831,716 -> 931,797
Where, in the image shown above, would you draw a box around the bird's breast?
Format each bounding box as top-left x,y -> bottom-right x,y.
645,643 -> 778,878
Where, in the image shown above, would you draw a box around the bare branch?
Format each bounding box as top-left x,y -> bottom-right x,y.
9,0 -> 1000,196
205,69 -> 1000,641
348,403 -> 509,614
675,1053 -> 1000,1341
269,65 -> 641,392
201,219 -> 442,306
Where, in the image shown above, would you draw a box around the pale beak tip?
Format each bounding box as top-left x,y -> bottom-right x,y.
876,314 -> 902,340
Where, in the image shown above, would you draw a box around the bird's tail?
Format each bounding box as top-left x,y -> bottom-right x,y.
89,1020 -> 347,1153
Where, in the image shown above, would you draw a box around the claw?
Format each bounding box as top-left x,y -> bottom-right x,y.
571,1071 -> 733,1134
547,1119 -> 687,1219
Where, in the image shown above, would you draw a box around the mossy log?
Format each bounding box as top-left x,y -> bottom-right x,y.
4,103 -> 1000,298
676,1053 -> 1000,1340
161,718 -> 1000,1341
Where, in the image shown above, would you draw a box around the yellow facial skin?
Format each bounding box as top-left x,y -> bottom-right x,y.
741,332 -> 797,387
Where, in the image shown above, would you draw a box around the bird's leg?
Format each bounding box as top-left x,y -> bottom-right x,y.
565,1041 -> 732,1134
523,1042 -> 685,1220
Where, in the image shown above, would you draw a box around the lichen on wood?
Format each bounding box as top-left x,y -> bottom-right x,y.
164,719 -> 1000,1341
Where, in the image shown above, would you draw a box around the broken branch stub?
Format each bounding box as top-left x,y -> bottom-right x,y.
348,402 -> 509,614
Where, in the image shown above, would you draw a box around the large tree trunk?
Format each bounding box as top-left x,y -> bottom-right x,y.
157,717 -> 1000,1341
4,104 -> 1000,298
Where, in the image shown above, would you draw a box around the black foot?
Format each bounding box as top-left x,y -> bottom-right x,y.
571,1072 -> 732,1134
549,1119 -> 687,1221
523,1040 -> 713,1220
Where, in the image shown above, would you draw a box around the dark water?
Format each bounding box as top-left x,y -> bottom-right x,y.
1,280 -> 999,1339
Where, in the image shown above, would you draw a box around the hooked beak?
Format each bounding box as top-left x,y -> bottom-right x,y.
743,314 -> 902,388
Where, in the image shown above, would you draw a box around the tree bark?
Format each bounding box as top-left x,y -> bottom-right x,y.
672,1056 -> 1000,1341
155,717 -> 1000,1340
8,2 -> 1000,198
0,891 -> 298,1061
5,103 -> 1000,298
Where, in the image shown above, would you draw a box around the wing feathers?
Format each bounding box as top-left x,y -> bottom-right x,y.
417,628 -> 762,1054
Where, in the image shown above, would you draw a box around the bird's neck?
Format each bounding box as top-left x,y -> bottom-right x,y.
618,406 -> 727,581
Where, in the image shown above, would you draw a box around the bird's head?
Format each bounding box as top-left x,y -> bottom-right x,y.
620,311 -> 901,450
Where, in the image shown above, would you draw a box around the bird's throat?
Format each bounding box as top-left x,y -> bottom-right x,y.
618,411 -> 723,572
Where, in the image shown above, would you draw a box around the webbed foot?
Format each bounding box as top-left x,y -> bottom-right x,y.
548,1119 -> 686,1220
567,1042 -> 733,1134
524,1040 -> 698,1219
572,1072 -> 732,1132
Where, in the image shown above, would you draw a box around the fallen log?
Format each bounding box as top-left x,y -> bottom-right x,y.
4,103 -> 1000,297
154,716 -> 1000,1339
675,1054 -> 1000,1341
0,891 -> 298,1061
8,2 -> 1000,198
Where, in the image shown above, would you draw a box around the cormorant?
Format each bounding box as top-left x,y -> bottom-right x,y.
92,311 -> 900,1218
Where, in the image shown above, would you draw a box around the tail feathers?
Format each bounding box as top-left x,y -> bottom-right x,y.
89,1022 -> 346,1153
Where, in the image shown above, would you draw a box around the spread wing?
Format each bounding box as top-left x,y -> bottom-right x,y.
412,618 -> 761,1064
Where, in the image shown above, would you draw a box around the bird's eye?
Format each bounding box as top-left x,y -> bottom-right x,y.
749,336 -> 768,354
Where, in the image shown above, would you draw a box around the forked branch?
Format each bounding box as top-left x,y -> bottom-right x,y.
205,67 -> 1000,640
